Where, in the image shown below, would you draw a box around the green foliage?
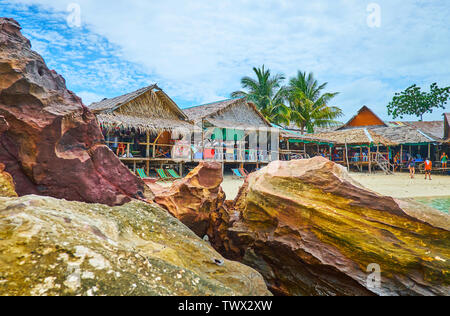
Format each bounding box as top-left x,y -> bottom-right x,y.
287,71 -> 342,134
232,66 -> 342,131
231,65 -> 291,125
387,83 -> 450,121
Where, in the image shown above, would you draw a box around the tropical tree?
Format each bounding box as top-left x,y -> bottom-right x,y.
288,71 -> 342,134
387,83 -> 450,121
231,65 -> 291,125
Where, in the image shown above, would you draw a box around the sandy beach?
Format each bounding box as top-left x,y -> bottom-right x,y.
159,172 -> 450,200
350,172 -> 450,199
221,172 -> 450,200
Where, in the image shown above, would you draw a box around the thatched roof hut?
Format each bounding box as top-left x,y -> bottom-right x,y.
183,97 -> 272,129
313,128 -> 397,147
89,85 -> 194,133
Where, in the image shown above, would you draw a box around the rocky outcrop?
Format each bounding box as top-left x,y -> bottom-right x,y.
0,162 -> 16,197
152,162 -> 227,237
0,18 -> 145,206
218,158 -> 450,296
0,195 -> 270,296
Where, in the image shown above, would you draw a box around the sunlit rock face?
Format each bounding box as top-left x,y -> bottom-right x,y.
0,18 -> 145,206
151,162 -> 227,237
0,195 -> 271,296
221,157 -> 450,296
0,162 -> 16,197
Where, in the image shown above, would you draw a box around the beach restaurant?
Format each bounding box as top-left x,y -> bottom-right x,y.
183,97 -> 279,171
89,85 -> 195,175
305,106 -> 450,173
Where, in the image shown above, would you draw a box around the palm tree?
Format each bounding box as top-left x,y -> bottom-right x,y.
288,71 -> 342,134
231,65 -> 291,125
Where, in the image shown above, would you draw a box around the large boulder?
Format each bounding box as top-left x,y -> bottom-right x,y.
221,157 -> 450,296
152,162 -> 227,237
0,18 -> 145,206
0,195 -> 270,296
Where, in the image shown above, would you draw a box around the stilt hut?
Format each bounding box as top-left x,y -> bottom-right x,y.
183,98 -> 276,170
278,130 -> 335,161
313,128 -> 397,173
89,85 -> 194,175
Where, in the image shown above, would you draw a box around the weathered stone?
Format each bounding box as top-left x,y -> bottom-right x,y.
0,18 -> 145,206
0,162 -> 16,197
0,195 -> 270,296
221,157 -> 450,296
152,162 -> 227,237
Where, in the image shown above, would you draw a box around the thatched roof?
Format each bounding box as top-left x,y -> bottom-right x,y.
389,121 -> 444,141
374,125 -> 438,145
313,128 -> 397,146
280,130 -> 335,145
96,114 -> 195,133
283,123 -> 338,134
184,98 -> 272,128
89,85 -> 192,133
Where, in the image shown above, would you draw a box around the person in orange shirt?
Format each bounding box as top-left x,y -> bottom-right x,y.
424,157 -> 432,180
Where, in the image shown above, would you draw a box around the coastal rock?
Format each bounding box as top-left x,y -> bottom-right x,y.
0,195 -> 270,296
222,157 -> 450,296
152,162 -> 227,237
0,18 -> 145,206
0,163 -> 17,197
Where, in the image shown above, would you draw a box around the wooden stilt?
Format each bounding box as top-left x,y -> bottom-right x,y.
400,144 -> 403,163
146,131 -> 150,175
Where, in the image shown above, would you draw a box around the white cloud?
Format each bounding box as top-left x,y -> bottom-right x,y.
4,0 -> 450,120
77,91 -> 104,105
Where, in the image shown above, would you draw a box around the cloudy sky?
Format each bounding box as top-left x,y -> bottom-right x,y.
1,0 -> 449,121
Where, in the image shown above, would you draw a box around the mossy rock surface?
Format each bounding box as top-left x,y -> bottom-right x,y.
0,195 -> 270,296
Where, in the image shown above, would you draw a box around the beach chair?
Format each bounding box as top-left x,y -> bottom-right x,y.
167,169 -> 182,179
232,169 -> 245,179
155,168 -> 173,181
136,168 -> 150,180
239,168 -> 249,177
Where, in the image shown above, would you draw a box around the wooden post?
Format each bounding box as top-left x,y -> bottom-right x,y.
345,140 -> 350,171
146,131 -> 150,175
400,144 -> 403,163
368,146 -> 372,174
201,119 -> 205,161
428,143 -> 431,158
287,139 -> 290,160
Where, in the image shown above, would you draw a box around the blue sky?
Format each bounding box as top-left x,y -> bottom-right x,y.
1,0 -> 449,121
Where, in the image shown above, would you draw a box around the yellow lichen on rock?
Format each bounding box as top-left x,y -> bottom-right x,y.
0,195 -> 270,296
0,163 -> 17,197
224,157 -> 450,296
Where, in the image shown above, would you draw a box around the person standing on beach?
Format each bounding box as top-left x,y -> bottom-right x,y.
441,152 -> 448,169
407,157 -> 416,179
424,157 -> 432,180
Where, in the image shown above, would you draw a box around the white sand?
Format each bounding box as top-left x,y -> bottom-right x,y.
350,173 -> 450,199
156,172 -> 450,201
220,172 -> 450,200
